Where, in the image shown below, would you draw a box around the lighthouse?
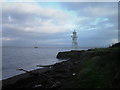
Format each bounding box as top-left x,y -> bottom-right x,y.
71,30 -> 78,49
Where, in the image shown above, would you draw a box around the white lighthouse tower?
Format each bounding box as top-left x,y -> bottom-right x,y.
71,30 -> 78,49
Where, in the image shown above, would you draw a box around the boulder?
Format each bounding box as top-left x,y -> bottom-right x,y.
56,50 -> 84,59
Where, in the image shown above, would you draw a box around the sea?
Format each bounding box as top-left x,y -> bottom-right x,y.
2,47 -> 89,80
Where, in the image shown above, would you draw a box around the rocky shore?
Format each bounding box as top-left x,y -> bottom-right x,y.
3,50 -> 85,89
2,43 -> 120,89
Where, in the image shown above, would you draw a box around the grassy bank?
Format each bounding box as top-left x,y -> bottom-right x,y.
69,46 -> 120,88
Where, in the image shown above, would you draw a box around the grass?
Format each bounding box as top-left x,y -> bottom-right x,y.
70,47 -> 120,88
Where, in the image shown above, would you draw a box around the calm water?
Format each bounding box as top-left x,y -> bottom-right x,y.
2,47 -> 88,80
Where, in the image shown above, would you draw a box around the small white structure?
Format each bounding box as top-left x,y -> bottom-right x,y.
71,30 -> 78,49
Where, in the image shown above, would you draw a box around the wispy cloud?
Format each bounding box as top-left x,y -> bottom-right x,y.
2,0 -> 119,2
2,2 -> 118,47
2,3 -> 75,34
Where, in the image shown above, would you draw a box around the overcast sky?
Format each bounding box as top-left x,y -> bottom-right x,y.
2,1 -> 118,47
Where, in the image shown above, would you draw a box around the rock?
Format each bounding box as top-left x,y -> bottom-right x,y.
56,51 -> 71,59
111,42 -> 120,48
33,84 -> 42,88
72,73 -> 76,76
56,50 -> 84,59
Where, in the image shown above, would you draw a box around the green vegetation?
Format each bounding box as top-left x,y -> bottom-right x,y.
70,47 -> 120,88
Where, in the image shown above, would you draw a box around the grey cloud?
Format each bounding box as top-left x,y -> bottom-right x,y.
2,2 -> 118,47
